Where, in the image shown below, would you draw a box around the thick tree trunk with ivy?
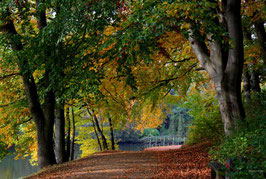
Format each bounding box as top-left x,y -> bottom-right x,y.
189,0 -> 245,136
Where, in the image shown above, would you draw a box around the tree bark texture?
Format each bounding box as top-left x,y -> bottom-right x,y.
250,71 -> 261,92
254,22 -> 266,69
92,119 -> 103,151
243,71 -> 251,102
189,0 -> 245,135
108,118 -> 115,150
65,107 -> 71,160
0,16 -> 56,168
24,75 -> 56,168
55,104 -> 67,163
70,108 -> 75,160
87,109 -> 109,150
94,116 -> 109,150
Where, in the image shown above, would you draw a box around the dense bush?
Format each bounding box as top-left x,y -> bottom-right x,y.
181,90 -> 224,144
142,128 -> 160,137
210,90 -> 266,178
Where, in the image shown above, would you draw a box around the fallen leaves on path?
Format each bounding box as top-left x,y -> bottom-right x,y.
25,141 -> 211,178
155,141 -> 212,178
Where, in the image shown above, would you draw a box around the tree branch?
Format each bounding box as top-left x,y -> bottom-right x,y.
164,57 -> 192,65
0,73 -> 20,81
0,97 -> 26,108
36,0 -> 47,30
15,117 -> 33,126
142,63 -> 197,95
0,117 -> 32,129
188,29 -> 210,68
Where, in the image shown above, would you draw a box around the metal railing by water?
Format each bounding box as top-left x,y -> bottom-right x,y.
140,136 -> 187,149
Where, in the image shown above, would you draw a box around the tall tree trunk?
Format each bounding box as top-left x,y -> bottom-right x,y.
254,22 -> 266,68
0,15 -> 56,168
35,0 -> 56,167
65,106 -> 71,160
70,108 -> 75,160
55,103 -> 67,163
177,114 -> 183,137
94,116 -> 109,150
243,19 -> 262,94
250,71 -> 261,92
92,119 -> 103,151
243,71 -> 251,102
23,75 -> 56,168
108,118 -> 115,150
189,0 -> 245,136
87,109 -> 109,150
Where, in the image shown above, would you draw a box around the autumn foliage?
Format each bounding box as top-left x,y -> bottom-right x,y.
155,141 -> 212,178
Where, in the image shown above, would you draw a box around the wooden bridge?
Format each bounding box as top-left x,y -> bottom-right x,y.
140,136 -> 187,149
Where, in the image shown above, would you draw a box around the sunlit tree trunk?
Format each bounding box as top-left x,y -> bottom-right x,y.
55,104 -> 67,163
189,0 -> 245,136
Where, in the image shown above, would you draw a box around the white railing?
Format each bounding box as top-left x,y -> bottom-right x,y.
140,136 -> 187,149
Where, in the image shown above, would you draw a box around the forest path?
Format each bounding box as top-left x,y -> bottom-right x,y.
25,150 -> 160,179
25,142 -> 211,178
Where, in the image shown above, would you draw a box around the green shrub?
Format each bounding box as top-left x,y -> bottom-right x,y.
142,128 -> 160,137
181,90 -> 224,144
210,90 -> 266,178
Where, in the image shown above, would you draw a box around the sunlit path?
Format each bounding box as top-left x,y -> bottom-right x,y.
25,142 -> 211,178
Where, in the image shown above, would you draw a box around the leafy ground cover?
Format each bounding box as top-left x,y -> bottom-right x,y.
24,141 -> 211,178
155,141 -> 211,178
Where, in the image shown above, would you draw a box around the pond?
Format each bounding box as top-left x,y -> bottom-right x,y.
0,154 -> 39,179
0,143 -> 144,179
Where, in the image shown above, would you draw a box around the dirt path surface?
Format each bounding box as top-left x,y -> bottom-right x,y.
25,151 -> 160,179
144,145 -> 183,151
25,142 -> 212,178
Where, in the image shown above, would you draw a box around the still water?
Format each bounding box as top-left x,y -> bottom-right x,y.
0,154 -> 38,179
0,143 -> 143,179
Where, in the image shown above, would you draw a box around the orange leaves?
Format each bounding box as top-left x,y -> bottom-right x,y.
155,141 -> 212,178
244,43 -> 263,71
243,0 -> 266,22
